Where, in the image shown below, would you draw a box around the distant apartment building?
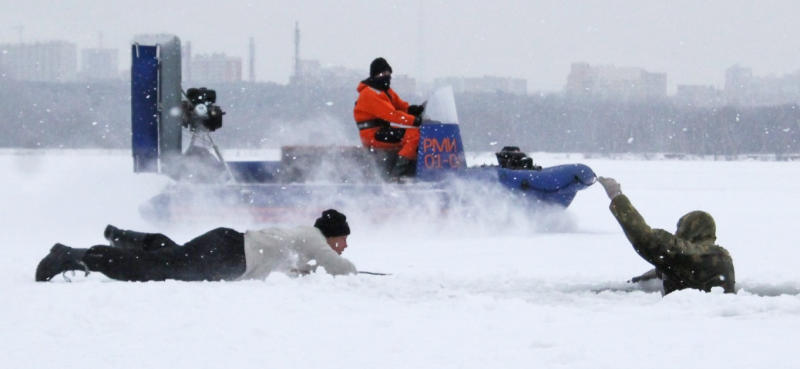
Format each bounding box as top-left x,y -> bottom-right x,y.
289,58 -> 420,97
181,42 -> 192,82
433,75 -> 527,95
291,59 -> 317,83
724,65 -> 752,106
565,62 -> 667,101
390,74 -> 417,97
291,59 -> 377,87
189,53 -> 242,83
674,85 -> 723,107
724,65 -> 800,106
0,41 -> 77,82
80,48 -> 119,80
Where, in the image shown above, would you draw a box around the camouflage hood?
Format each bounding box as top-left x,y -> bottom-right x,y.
675,211 -> 716,243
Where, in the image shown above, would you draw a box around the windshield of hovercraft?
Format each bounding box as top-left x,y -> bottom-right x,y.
422,86 -> 459,124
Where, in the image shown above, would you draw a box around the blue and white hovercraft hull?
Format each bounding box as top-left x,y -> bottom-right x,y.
130,36 -> 596,225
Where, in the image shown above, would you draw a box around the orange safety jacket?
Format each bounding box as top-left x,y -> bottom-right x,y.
354,82 -> 417,129
353,82 -> 421,159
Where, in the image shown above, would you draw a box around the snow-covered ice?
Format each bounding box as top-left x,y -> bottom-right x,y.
2,150 -> 800,369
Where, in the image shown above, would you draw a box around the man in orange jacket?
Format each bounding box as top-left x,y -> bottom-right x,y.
354,57 -> 425,178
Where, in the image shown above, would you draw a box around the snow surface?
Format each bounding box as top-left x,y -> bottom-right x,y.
2,150 -> 800,369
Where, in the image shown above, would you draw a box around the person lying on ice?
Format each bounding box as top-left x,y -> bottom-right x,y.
354,57 -> 425,178
35,209 -> 356,282
597,177 -> 736,295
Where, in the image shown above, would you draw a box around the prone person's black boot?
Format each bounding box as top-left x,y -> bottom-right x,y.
104,225 -> 179,251
104,225 -> 148,249
35,244 -> 89,282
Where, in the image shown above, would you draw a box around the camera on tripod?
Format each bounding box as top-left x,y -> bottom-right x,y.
181,87 -> 224,132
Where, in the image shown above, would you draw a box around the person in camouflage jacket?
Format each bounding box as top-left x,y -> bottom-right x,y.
597,177 -> 736,295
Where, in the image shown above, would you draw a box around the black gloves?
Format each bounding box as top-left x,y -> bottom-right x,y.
409,104 -> 424,127
408,104 -> 425,117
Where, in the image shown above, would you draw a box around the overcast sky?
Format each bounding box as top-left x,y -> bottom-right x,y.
1,0 -> 798,92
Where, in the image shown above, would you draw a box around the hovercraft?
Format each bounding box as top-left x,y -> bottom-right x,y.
130,35 -> 596,224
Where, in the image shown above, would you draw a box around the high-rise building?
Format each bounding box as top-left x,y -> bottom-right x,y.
191,53 -> 242,83
433,75 -> 527,95
248,37 -> 255,82
391,74 -> 417,97
675,85 -> 723,107
0,41 -> 77,82
724,65 -> 752,105
293,58 -> 363,89
565,62 -> 667,101
723,65 -> 800,106
294,22 -> 301,82
182,41 -> 192,82
80,48 -> 119,80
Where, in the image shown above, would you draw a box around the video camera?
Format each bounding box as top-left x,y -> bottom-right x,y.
181,87 -> 225,132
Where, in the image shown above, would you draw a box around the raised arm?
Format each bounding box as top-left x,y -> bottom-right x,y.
599,177 -> 691,269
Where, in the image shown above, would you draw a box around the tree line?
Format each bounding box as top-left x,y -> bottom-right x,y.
1,80 -> 798,156
457,92 -> 799,156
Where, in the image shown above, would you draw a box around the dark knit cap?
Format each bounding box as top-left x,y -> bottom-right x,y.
370,57 -> 392,77
313,209 -> 351,238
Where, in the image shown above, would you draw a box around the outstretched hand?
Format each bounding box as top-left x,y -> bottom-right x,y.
597,176 -> 622,199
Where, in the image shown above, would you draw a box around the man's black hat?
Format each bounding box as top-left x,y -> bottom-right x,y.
314,209 -> 351,238
370,57 -> 392,77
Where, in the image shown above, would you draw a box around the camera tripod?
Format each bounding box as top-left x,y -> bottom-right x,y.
186,129 -> 237,183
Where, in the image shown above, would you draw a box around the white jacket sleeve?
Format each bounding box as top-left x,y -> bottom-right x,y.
240,226 -> 356,279
239,228 -> 295,280
303,241 -> 357,276
292,226 -> 356,276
